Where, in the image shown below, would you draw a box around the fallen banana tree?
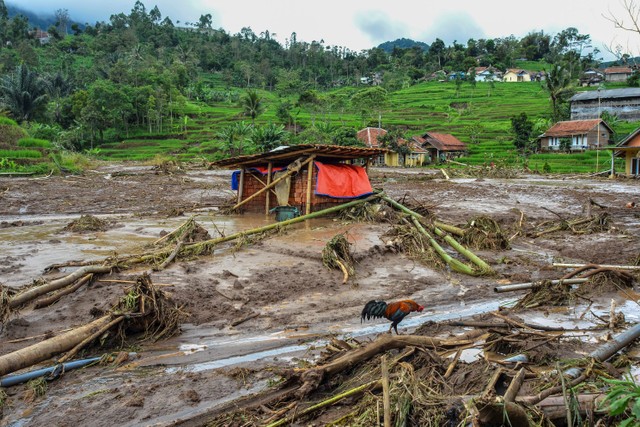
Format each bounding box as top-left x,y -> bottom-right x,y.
382,195 -> 493,276
0,274 -> 182,378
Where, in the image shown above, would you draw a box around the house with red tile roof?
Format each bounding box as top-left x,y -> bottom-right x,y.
604,66 -> 633,83
356,127 -> 387,165
412,132 -> 467,162
538,119 -> 612,151
356,127 -> 428,167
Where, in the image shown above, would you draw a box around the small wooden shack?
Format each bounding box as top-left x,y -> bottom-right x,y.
209,144 -> 389,215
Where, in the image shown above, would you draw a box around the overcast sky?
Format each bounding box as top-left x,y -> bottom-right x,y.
13,0 -> 640,61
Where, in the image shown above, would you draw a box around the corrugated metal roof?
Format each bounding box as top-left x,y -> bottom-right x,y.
209,144 -> 389,168
570,87 -> 640,102
541,119 -> 607,137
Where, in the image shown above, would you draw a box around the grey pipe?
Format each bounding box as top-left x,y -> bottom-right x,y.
565,322 -> 640,378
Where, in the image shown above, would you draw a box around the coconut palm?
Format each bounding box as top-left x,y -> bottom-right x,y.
543,64 -> 575,122
241,90 -> 264,125
0,64 -> 48,122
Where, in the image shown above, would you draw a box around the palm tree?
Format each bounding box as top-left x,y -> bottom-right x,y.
543,64 -> 575,122
0,64 -> 48,122
44,72 -> 74,124
241,90 -> 264,125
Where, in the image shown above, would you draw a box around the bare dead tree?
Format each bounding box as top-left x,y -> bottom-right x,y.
603,0 -> 640,63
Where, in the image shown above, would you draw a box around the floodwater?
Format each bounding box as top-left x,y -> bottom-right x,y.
0,211 -> 336,288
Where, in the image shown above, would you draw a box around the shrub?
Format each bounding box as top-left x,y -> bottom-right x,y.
0,116 -> 18,126
26,123 -> 61,142
600,375 -> 640,426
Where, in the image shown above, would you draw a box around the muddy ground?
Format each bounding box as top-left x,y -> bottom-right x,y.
0,164 -> 639,426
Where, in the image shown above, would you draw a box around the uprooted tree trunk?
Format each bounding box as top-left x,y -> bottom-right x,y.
0,274 -> 182,377
0,314 -> 116,377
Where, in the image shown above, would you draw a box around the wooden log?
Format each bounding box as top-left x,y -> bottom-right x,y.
58,316 -> 124,363
503,368 -> 526,403
0,315 -> 116,377
9,265 -> 112,309
476,400 -> 531,426
33,274 -> 93,309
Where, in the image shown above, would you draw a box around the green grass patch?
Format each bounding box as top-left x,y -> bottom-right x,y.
0,149 -> 43,159
18,137 -> 53,148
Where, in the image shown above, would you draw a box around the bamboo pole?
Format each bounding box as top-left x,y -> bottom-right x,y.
138,193 -> 385,263
231,156 -> 315,211
432,225 -> 493,273
553,262 -> 640,270
305,159 -> 313,215
58,316 -> 125,363
494,278 -> 588,293
434,220 -> 464,237
33,274 -> 93,309
265,162 -> 273,214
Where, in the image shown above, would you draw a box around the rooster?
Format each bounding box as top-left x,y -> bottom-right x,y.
361,299 -> 424,334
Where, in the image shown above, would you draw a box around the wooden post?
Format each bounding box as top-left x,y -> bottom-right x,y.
265,162 -> 273,214
237,168 -> 245,205
231,156 -> 315,211
381,355 -> 391,427
305,159 -> 314,215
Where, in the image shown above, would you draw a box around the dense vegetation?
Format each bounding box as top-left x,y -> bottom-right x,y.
0,0 -> 635,174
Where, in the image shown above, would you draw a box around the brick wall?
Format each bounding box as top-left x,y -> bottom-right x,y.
240,168 -> 347,213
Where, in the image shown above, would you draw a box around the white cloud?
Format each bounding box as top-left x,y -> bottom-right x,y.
12,0 -> 640,60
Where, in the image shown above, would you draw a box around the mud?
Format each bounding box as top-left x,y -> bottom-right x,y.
0,164 -> 639,426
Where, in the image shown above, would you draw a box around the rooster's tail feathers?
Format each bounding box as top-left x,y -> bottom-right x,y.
361,300 -> 388,322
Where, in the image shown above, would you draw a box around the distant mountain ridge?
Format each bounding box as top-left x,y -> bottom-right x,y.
6,3 -> 84,30
377,38 -> 430,53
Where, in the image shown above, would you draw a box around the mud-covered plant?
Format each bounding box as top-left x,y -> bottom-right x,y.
600,374 -> 640,426
24,378 -> 47,402
0,285 -> 11,325
322,233 -> 356,283
121,289 -> 140,312
0,387 -> 7,408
